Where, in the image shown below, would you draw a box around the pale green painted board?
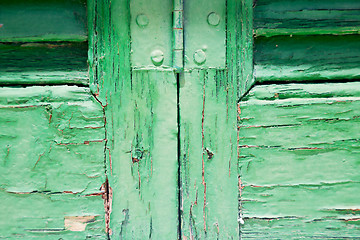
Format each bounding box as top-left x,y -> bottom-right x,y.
0,86 -> 107,238
239,82 -> 360,239
180,69 -> 239,239
88,0 -> 179,238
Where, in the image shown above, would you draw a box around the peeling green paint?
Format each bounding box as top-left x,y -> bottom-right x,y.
180,69 -> 239,239
1,0 -> 360,238
239,82 -> 360,239
0,86 -> 107,238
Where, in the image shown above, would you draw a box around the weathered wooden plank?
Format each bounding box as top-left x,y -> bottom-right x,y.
180,69 -> 239,238
227,0 -> 254,98
0,43 -> 88,85
254,35 -> 360,82
243,206 -> 360,239
239,82 -> 360,238
0,192 -> 107,239
254,0 -> 360,37
0,86 -> 107,238
89,1 -> 179,237
0,0 -> 87,42
114,70 -> 178,238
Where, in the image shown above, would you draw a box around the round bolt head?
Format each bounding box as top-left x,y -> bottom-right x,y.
207,12 -> 220,26
136,14 -> 149,27
151,49 -> 164,66
193,49 -> 206,65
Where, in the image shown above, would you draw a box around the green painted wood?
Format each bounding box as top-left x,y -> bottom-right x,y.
227,0 -> 254,98
238,82 -> 360,239
254,35 -> 360,82
0,192 -> 107,239
0,43 -> 88,85
89,0 -> 179,238
254,0 -> 360,37
0,0 -> 87,42
0,86 -> 107,238
179,1 -> 253,238
180,69 -> 239,238
116,70 -> 178,238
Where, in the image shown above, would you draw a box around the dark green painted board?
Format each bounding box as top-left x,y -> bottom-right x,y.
0,86 -> 107,238
239,82 -> 360,239
0,43 -> 88,85
180,69 -> 239,239
254,35 -> 360,82
0,0 -> 87,42
254,0 -> 360,36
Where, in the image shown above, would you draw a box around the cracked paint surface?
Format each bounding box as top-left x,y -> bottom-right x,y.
239,82 -> 360,238
0,86 -> 107,238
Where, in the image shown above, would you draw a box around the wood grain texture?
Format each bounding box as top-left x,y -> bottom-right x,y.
227,0 -> 254,98
254,35 -> 360,82
238,82 -> 360,239
254,0 -> 360,37
89,0 -> 178,238
0,43 -> 88,85
0,86 -> 107,238
0,0 -> 87,42
180,69 -> 239,239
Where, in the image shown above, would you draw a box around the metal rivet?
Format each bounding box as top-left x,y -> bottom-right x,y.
136,14 -> 149,27
193,49 -> 206,65
207,12 -> 220,26
151,49 -> 164,66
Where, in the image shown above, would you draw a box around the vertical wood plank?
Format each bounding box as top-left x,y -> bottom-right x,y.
115,70 -> 178,239
227,0 -> 254,98
89,0 -> 178,238
180,69 -> 239,238
226,0 -> 254,238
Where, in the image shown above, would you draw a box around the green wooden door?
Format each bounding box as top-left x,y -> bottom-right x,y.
1,0 -> 360,239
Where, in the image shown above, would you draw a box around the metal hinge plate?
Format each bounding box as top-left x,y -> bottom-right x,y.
130,0 -> 226,70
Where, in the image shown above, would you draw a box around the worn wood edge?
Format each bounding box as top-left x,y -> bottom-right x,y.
0,35 -> 87,43
226,0 -> 254,100
0,73 -> 89,85
255,27 -> 360,37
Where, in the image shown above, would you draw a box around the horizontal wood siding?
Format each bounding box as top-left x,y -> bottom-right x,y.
253,0 -> 360,83
254,0 -> 360,37
0,86 -> 107,238
254,35 -> 360,82
0,0 -> 87,42
239,82 -> 360,238
0,43 -> 88,85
